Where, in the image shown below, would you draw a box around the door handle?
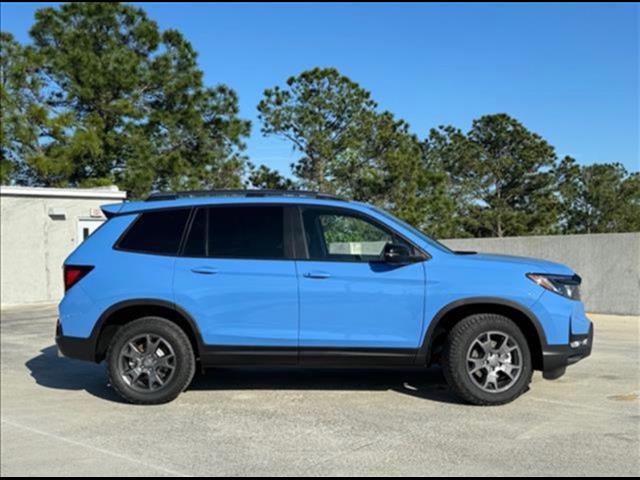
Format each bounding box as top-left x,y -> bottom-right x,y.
303,271 -> 331,279
190,266 -> 219,275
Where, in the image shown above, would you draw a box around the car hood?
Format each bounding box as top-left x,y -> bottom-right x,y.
457,253 -> 575,275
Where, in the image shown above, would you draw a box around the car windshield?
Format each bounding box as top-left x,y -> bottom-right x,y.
368,206 -> 454,254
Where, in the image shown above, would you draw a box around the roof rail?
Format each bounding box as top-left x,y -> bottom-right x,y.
145,189 -> 345,202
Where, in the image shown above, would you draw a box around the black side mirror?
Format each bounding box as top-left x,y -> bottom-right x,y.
383,243 -> 412,264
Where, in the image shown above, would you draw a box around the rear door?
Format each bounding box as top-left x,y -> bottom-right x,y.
173,205 -> 299,363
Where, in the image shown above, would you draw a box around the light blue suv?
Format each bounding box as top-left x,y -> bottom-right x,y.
56,190 -> 593,405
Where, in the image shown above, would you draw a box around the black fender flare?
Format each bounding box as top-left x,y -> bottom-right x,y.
414,296 -> 548,365
91,298 -> 207,357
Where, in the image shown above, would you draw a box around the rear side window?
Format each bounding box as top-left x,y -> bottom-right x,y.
184,206 -> 285,259
117,209 -> 190,255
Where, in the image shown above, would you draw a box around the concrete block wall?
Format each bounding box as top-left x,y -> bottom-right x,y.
441,233 -> 640,315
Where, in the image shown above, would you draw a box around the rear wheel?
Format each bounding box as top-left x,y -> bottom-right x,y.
442,313 -> 532,405
107,317 -> 195,404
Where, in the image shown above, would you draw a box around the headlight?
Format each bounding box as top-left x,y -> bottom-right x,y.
526,273 -> 581,300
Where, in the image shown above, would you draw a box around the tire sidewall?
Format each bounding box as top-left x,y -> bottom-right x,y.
446,315 -> 532,405
107,317 -> 195,404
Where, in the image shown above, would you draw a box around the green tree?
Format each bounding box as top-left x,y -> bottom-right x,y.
422,125 -> 477,238
2,3 -> 249,197
257,67 -> 377,192
424,114 -> 560,237
257,67 -> 449,231
248,164 -> 296,190
556,156 -> 640,233
334,111 -> 442,231
1,32 -> 30,183
0,32 -> 71,184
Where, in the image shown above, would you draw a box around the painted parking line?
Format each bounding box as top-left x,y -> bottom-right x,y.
1,418 -> 191,477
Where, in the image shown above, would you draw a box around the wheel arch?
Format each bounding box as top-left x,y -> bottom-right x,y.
417,297 -> 547,371
92,299 -> 204,363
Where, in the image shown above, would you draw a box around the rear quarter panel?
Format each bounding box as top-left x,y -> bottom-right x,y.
59,214 -> 176,338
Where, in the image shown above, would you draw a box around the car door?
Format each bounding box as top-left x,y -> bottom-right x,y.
173,204 -> 299,364
296,206 -> 426,365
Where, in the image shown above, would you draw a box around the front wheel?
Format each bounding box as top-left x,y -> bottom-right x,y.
107,317 -> 196,404
442,314 -> 532,406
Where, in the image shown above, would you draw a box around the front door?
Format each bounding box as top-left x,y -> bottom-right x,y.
296,207 -> 426,365
173,205 -> 299,364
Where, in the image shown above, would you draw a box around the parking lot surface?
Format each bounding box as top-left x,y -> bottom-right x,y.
1,304 -> 639,476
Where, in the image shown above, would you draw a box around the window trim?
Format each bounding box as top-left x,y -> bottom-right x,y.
113,207 -> 193,257
112,202 -> 430,263
295,205 -> 429,264
179,206 -> 206,258
178,204 -> 295,261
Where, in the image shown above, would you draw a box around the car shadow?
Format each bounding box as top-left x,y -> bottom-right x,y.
189,367 -> 464,404
25,345 -> 125,403
26,345 -> 465,405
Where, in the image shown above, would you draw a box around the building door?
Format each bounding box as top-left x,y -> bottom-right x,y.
76,218 -> 104,246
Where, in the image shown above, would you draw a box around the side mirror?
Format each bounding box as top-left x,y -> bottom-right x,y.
383,243 -> 412,264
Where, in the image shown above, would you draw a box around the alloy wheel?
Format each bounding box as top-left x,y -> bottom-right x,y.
466,330 -> 523,393
118,333 -> 177,392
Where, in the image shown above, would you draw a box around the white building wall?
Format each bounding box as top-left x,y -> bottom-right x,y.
0,186 -> 126,306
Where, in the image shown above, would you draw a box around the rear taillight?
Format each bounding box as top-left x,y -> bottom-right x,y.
64,265 -> 93,292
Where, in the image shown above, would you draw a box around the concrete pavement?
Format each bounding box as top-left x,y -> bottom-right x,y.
1,304 -> 639,476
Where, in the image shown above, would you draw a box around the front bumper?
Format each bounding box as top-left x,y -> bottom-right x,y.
541,323 -> 594,380
55,319 -> 96,362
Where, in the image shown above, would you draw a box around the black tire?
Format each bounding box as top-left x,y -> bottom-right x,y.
107,317 -> 196,405
442,313 -> 532,406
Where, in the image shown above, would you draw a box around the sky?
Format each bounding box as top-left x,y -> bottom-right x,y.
1,2 -> 638,174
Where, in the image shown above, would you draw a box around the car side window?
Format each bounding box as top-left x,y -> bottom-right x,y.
117,208 -> 190,255
302,208 -> 406,262
183,206 -> 285,259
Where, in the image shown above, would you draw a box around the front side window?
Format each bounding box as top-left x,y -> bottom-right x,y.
183,206 -> 285,259
117,209 -> 190,255
302,208 -> 407,262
